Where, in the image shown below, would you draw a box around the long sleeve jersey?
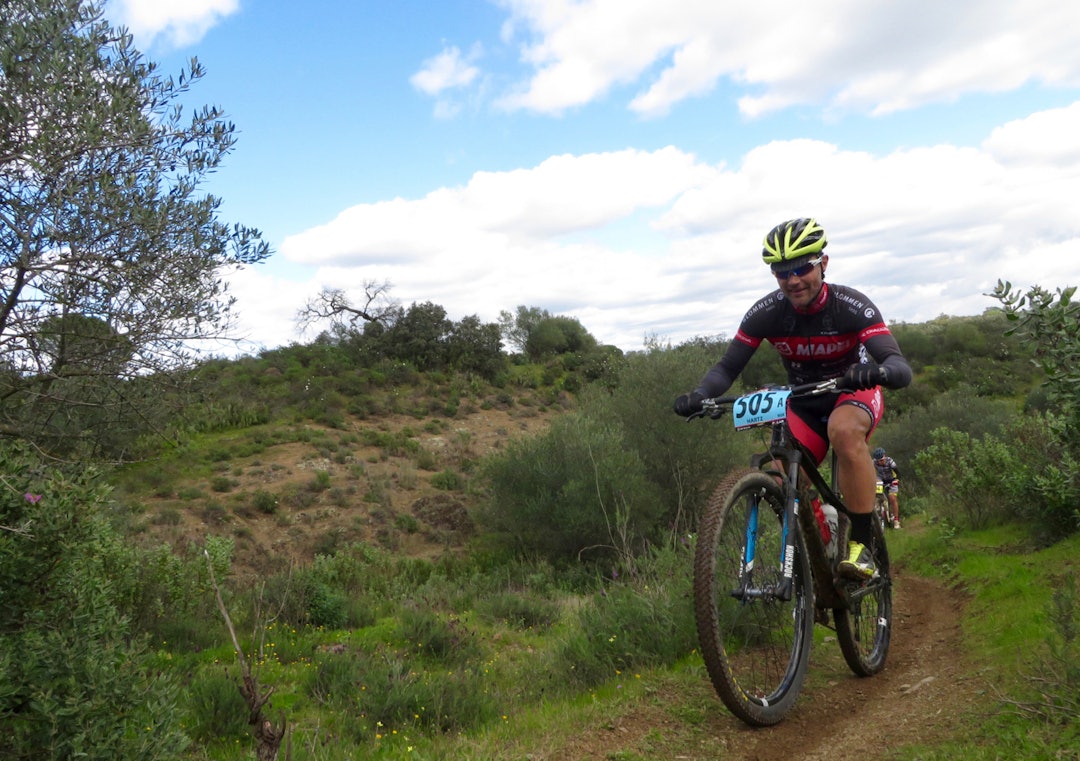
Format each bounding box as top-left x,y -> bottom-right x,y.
696,282 -> 913,398
874,457 -> 901,483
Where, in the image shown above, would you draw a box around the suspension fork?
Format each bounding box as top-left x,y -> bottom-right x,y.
775,451 -> 804,602
732,451 -> 803,603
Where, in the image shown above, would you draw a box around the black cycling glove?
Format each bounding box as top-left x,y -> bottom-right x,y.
673,391 -> 705,416
841,364 -> 888,391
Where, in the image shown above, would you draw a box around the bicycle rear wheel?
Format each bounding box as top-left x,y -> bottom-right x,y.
874,493 -> 889,533
693,469 -> 814,726
835,516 -> 892,676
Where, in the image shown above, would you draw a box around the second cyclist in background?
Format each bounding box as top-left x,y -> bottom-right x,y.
873,447 -> 902,529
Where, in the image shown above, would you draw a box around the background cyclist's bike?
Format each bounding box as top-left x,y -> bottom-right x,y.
685,379 -> 891,726
875,481 -> 890,532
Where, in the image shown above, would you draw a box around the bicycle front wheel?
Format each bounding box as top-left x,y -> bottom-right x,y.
693,469 -> 814,726
835,516 -> 892,676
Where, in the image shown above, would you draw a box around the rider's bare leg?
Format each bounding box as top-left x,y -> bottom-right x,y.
827,404 -> 875,515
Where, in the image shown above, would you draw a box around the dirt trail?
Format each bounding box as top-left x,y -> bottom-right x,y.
566,572 -> 982,761
745,574 -> 976,761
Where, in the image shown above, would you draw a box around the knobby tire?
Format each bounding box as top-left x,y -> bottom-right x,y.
693,469 -> 814,726
835,517 -> 892,676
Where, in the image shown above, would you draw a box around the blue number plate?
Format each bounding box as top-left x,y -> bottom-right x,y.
731,389 -> 791,430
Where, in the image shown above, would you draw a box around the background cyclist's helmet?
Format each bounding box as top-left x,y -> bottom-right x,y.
872,447 -> 886,459
762,218 -> 828,266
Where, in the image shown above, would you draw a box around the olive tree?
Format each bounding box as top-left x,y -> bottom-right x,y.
0,0 -> 269,458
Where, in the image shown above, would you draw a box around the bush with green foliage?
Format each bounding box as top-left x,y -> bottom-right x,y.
879,385 -> 1017,494
914,428 -> 1022,530
0,443 -> 189,760
546,544 -> 696,690
184,667 -> 251,745
1014,576 -> 1079,724
990,281 -> 1080,539
477,411 -> 666,561
580,339 -> 761,532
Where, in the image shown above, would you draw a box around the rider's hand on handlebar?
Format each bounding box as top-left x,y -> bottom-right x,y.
841,363 -> 888,391
673,391 -> 705,416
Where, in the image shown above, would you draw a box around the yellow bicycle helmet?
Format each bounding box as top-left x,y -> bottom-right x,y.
762,218 -> 828,266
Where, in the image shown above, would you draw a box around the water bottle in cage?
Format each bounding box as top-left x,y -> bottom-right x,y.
812,497 -> 839,559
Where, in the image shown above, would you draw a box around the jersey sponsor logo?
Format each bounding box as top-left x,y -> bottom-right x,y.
859,323 -> 891,340
734,329 -> 763,348
770,335 -> 858,358
744,295 -> 777,319
834,290 -> 866,310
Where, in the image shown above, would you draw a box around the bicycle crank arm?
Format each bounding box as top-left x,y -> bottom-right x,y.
730,578 -> 794,603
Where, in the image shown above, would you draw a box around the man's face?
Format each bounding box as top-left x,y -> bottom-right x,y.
774,254 -> 827,309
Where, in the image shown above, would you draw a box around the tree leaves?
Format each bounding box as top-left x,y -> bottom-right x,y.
1,0 -> 269,459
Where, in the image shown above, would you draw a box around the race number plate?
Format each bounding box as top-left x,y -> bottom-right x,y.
732,388 -> 791,430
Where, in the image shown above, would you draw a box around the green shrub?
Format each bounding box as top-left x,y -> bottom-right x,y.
881,385 -> 1017,495
999,412 -> 1080,542
914,427 -> 1020,530
395,512 -> 420,533
185,668 -> 250,743
476,590 -> 560,630
477,412 -> 665,562
263,550 -> 388,630
252,489 -> 278,514
305,580 -> 349,629
574,340 -> 749,535
308,646 -> 497,735
396,604 -> 481,664
177,485 -> 204,500
0,443 -> 190,760
545,545 -> 696,691
430,468 -> 464,491
308,469 -> 332,491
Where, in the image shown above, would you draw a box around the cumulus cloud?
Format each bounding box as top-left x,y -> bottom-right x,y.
229,102 -> 1080,353
488,0 -> 1080,117
410,45 -> 481,95
112,0 -> 239,49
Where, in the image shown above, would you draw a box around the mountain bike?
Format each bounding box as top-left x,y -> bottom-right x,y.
685,378 -> 892,726
875,481 -> 890,532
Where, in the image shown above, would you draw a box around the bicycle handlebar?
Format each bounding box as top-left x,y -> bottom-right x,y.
687,377 -> 846,422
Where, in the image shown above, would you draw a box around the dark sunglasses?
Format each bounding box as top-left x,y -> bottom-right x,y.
773,257 -> 823,280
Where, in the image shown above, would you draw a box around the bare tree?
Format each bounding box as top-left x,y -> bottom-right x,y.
295,279 -> 399,335
205,550 -> 289,761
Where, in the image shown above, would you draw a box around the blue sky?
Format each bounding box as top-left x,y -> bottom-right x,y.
110,0 -> 1080,354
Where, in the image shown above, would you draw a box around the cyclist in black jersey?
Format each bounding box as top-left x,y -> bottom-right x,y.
674,218 -> 913,580
873,447 -> 902,528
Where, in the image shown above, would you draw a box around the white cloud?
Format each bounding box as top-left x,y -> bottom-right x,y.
109,0 -> 236,49
111,0 -> 239,49
281,147 -> 713,265
231,102 -> 1080,353
983,101 -> 1080,166
488,0 -> 1080,117
410,46 -> 481,95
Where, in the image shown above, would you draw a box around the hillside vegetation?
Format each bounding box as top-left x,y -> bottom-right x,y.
4,290 -> 1080,760
5,6 -> 1077,758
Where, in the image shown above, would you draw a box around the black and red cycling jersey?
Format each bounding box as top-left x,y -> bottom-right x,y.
696,282 -> 910,397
